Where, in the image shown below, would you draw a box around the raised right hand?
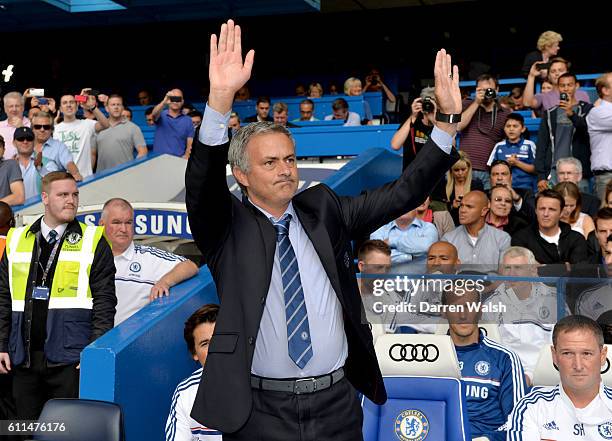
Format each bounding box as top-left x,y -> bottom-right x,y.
410,98 -> 423,117
0,352 -> 11,374
537,179 -> 549,192
209,19 -> 255,113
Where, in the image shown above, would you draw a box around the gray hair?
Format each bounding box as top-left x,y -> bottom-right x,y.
420,86 -> 435,100
500,246 -> 537,265
3,91 -> 24,106
101,197 -> 133,220
556,157 -> 582,175
228,122 -> 295,192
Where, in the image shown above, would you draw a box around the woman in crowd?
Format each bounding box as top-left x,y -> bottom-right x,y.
554,181 -> 594,238
308,82 -> 323,98
486,185 -> 529,236
344,77 -> 373,121
446,151 -> 483,225
521,30 -> 563,77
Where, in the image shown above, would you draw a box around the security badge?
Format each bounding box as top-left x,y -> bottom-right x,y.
32,286 -> 50,300
66,232 -> 81,245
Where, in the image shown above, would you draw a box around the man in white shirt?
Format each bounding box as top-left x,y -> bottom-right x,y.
54,91 -> 110,178
165,304 -> 222,441
507,315 -> 612,441
483,246 -> 557,384
324,98 -> 361,126
99,198 -> 199,325
587,73 -> 612,201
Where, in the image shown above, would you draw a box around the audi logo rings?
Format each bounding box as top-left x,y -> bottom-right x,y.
388,343 -> 440,362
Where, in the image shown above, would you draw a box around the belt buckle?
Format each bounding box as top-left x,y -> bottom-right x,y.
294,377 -> 317,394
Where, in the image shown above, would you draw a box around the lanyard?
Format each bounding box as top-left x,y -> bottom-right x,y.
40,235 -> 62,286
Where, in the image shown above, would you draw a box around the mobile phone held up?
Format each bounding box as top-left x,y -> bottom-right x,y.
38,98 -> 48,105
29,88 -> 44,97
168,95 -> 182,103
75,95 -> 88,103
535,62 -> 551,71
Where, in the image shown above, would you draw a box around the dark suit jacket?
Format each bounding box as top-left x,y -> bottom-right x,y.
244,115 -> 273,123
185,131 -> 457,432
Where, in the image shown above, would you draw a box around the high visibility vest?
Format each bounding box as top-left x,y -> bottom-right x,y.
5,222 -> 104,312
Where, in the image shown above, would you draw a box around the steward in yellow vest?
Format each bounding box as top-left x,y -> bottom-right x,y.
0,172 -> 116,420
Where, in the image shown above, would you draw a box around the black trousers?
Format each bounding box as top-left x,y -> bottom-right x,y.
225,377 -> 363,441
12,351 -> 79,420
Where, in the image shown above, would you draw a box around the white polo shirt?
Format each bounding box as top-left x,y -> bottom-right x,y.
165,368 -> 222,441
507,382 -> 612,441
114,242 -> 185,325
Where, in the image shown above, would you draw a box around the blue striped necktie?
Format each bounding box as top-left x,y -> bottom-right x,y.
47,229 -> 58,245
273,214 -> 313,368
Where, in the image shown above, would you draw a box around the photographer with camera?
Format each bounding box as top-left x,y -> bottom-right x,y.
151,88 -> 194,159
535,73 -> 593,192
457,74 -> 510,190
391,86 -> 438,170
363,68 -> 397,120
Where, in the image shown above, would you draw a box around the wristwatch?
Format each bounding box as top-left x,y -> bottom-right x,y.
435,112 -> 462,123
89,105 -> 97,112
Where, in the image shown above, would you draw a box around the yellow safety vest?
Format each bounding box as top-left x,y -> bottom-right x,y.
5,222 -> 104,312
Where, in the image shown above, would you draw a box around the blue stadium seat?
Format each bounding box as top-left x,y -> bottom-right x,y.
34,398 -> 124,441
362,334 -> 471,441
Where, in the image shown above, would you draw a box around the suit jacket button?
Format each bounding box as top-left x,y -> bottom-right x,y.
260,296 -> 265,305
249,337 -> 255,345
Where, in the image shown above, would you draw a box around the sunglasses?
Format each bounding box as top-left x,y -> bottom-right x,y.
33,124 -> 52,130
15,137 -> 34,142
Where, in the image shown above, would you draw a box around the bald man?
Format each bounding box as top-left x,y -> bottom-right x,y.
151,88 -> 195,159
441,190 -> 510,268
426,240 -> 461,274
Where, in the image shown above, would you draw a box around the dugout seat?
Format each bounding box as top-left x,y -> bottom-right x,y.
532,344 -> 612,387
34,398 -> 124,441
362,334 -> 471,441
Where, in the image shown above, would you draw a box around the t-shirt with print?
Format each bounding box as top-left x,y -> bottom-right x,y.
53,119 -> 97,178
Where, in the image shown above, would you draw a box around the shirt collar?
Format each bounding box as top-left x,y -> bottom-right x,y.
392,217 -> 424,230
559,381 -> 612,422
116,241 -> 136,261
40,217 -> 68,241
251,199 -> 296,224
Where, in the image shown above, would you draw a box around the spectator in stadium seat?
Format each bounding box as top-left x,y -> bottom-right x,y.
307,82 -> 323,98
165,304 -> 222,441
293,99 -> 318,122
457,74 -> 510,190
137,89 -> 153,106
344,77 -> 373,121
554,181 -> 595,239
233,86 -> 250,102
356,239 -> 392,296
445,151 -> 484,225
328,82 -> 339,95
145,106 -> 155,126
484,246 -> 557,385
524,57 -> 591,112
590,208 -> 612,265
520,30 -> 562,78
370,206 -> 438,264
0,135 -> 24,206
535,73 -> 593,193
486,113 -> 537,192
587,72 -> 612,200
54,92 -> 110,178
363,68 -> 397,107
555,157 -> 600,217
99,198 -> 198,326
0,172 -> 116,420
415,196 -> 455,237
324,98 -> 361,126
189,110 -> 203,129
0,92 -> 30,160
228,112 -> 241,131
441,190 -> 510,267
489,160 -> 535,222
507,316 -> 612,439
512,189 -> 589,265
186,20 -> 460,438
443,283 -> 526,441
31,112 -> 82,181
244,96 -> 272,123
121,107 -> 132,121
486,185 -> 529,236
294,84 -> 306,97
151,89 -> 195,159
96,95 -> 147,172
14,127 -> 40,200
272,102 -> 297,128
391,87 -> 437,170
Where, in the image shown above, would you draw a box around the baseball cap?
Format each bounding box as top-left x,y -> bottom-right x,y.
14,126 -> 34,141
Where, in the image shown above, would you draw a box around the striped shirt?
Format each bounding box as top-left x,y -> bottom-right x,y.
165,368 -> 222,441
459,100 -> 509,171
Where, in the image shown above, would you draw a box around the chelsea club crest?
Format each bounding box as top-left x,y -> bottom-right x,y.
129,262 -> 142,273
475,360 -> 490,376
598,421 -> 612,439
395,409 -> 429,441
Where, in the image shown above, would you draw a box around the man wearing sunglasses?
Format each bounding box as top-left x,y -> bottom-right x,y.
31,112 -> 82,182
13,127 -> 40,200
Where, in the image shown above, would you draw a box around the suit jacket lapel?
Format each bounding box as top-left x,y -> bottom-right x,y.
293,205 -> 347,310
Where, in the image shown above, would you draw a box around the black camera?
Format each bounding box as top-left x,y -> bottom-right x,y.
421,97 -> 435,113
370,76 -> 379,86
484,88 -> 497,100
169,95 -> 183,103
560,92 -> 569,102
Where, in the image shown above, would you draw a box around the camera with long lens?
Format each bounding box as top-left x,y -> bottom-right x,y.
560,92 -> 569,102
421,97 -> 435,113
484,88 -> 497,100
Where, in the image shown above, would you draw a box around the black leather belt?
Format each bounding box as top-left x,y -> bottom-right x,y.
250,367 -> 344,394
594,170 -> 612,176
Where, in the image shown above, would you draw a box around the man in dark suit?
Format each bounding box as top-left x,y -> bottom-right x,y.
244,96 -> 272,123
186,20 -> 461,440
